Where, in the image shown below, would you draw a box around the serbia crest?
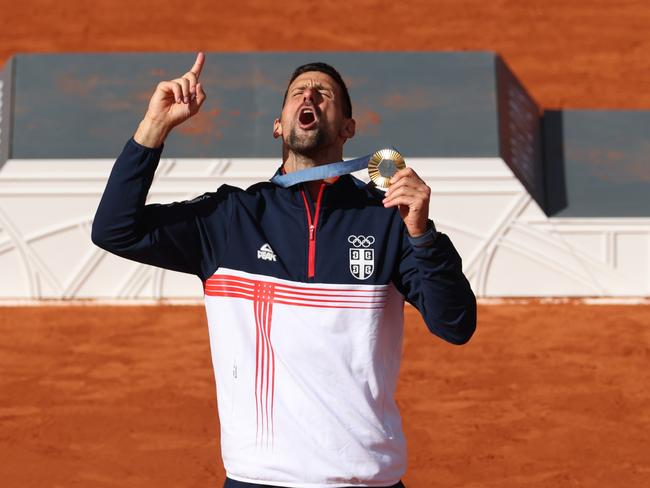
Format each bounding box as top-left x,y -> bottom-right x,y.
348,235 -> 375,280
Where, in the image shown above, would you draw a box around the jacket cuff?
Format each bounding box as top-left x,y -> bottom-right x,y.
129,136 -> 165,153
408,220 -> 438,248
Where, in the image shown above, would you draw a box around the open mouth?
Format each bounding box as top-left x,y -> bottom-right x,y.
298,106 -> 318,129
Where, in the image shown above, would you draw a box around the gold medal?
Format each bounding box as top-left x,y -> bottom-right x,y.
367,148 -> 406,188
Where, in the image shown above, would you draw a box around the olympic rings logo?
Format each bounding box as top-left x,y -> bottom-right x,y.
348,235 -> 375,248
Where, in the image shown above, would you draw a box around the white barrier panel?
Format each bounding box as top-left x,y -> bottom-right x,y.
0,156 -> 648,299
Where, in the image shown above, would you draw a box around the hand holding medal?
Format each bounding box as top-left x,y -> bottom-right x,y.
381,161 -> 431,238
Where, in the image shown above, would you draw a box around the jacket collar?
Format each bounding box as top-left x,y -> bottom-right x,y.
269,165 -> 367,209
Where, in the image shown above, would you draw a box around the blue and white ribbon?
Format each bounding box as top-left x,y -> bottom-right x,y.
270,153 -> 373,188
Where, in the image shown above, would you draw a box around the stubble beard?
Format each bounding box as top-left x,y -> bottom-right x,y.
287,125 -> 326,157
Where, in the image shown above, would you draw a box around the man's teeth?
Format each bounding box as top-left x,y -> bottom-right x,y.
299,108 -> 316,125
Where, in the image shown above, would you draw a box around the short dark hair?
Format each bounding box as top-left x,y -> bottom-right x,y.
282,62 -> 352,118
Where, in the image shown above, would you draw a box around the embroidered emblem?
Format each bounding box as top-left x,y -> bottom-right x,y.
257,243 -> 277,262
348,235 -> 375,280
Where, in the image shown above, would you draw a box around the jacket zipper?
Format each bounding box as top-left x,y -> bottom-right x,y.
300,184 -> 326,279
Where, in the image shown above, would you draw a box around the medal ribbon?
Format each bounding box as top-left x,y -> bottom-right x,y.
270,153 -> 373,188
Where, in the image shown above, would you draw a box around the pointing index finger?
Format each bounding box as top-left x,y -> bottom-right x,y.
189,52 -> 205,78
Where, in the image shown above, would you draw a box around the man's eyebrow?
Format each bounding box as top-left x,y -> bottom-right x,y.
291,81 -> 333,91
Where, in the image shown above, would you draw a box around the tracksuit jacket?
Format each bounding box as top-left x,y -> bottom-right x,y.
92,138 -> 477,488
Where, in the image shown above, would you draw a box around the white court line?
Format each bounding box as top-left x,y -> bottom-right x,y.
0,299 -> 204,306
477,297 -> 650,305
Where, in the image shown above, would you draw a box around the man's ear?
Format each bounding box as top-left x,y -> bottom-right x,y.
273,118 -> 283,139
341,118 -> 356,139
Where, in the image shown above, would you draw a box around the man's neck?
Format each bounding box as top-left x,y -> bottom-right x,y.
282,147 -> 343,174
282,148 -> 342,201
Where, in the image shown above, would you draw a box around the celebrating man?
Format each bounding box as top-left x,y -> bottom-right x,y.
92,52 -> 476,488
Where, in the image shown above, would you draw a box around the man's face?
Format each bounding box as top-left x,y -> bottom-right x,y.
274,71 -> 354,156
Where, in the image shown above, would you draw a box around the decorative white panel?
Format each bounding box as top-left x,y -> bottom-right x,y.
0,156 -> 648,299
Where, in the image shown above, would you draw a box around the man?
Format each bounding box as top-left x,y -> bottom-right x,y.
92,52 -> 476,488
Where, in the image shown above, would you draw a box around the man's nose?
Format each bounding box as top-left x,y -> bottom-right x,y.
303,87 -> 320,104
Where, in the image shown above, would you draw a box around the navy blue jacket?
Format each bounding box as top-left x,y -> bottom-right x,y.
92,138 -> 476,344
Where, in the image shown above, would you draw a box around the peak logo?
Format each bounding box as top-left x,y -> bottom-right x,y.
257,243 -> 277,262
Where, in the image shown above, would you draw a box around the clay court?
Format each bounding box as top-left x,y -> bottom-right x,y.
2,304 -> 649,487
1,1 -> 650,487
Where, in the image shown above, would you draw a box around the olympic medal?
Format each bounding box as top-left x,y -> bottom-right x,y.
367,149 -> 406,188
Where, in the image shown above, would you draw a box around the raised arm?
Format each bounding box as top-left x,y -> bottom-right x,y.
134,52 -> 207,148
91,53 -> 233,280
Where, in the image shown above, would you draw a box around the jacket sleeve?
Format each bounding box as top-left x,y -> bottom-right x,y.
91,138 -> 234,280
392,220 -> 477,345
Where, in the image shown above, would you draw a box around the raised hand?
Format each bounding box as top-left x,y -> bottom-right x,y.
382,167 -> 431,237
134,52 -> 207,148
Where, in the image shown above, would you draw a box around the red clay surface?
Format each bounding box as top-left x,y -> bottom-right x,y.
1,304 -> 649,487
2,1 -> 650,109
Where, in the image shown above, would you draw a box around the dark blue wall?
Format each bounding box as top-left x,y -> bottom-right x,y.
9,52 -> 500,159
